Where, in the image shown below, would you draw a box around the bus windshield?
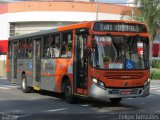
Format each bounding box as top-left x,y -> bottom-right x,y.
90,35 -> 149,70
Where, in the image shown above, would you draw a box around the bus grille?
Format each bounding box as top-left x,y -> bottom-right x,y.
104,72 -> 144,80
108,88 -> 142,95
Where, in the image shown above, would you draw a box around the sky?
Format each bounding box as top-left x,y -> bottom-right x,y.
1,0 -> 128,3
0,0 -> 129,5
98,0 -> 128,4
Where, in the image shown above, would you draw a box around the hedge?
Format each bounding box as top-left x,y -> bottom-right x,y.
150,68 -> 160,80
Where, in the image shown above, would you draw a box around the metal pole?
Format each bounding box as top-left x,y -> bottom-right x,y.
131,9 -> 134,20
96,0 -> 99,20
4,55 -> 6,78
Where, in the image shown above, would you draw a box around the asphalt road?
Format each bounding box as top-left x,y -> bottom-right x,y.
0,78 -> 160,120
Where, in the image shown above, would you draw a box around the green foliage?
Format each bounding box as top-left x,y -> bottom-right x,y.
151,68 -> 160,80
134,0 -> 160,37
152,59 -> 160,68
151,60 -> 160,80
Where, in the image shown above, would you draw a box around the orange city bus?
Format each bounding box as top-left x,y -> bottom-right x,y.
7,20 -> 150,103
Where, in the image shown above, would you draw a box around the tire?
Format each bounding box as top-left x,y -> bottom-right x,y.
64,80 -> 74,103
21,76 -> 32,93
109,98 -> 122,103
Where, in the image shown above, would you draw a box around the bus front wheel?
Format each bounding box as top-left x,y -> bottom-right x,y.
64,81 -> 74,103
109,98 -> 122,103
21,76 -> 32,93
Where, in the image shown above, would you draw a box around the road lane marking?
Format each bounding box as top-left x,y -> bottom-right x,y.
81,104 -> 91,107
17,115 -> 31,119
0,87 -> 10,89
1,85 -> 17,88
151,85 -> 159,88
0,84 -> 17,90
47,108 -> 68,112
148,94 -> 153,97
150,87 -> 160,90
155,90 -> 160,92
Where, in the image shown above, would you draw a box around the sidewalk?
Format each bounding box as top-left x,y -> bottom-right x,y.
0,76 -> 7,80
0,60 -> 6,78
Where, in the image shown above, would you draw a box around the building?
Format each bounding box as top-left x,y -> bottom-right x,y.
0,1 -> 132,77
153,34 -> 160,59
127,0 -> 135,7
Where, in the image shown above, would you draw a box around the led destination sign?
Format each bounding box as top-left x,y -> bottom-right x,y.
93,22 -> 147,33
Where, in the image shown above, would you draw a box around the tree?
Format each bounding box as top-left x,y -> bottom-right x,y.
134,0 -> 160,39
134,0 -> 160,58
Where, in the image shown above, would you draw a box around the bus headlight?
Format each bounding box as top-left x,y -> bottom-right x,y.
92,78 -> 98,84
91,77 -> 105,89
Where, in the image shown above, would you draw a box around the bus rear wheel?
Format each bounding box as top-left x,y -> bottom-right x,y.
21,76 -> 32,93
64,81 -> 74,103
109,98 -> 122,103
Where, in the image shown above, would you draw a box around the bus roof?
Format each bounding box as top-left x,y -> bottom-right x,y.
9,20 -> 146,40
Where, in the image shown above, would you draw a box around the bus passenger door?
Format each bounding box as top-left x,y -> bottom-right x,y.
33,38 -> 41,90
74,28 -> 88,95
11,42 -> 18,83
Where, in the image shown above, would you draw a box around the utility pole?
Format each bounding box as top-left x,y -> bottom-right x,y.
131,9 -> 134,20
96,0 -> 99,20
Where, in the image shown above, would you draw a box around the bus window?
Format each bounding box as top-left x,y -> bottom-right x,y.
26,38 -> 33,58
61,31 -> 72,58
90,36 -> 149,70
43,36 -> 50,58
18,40 -> 26,58
50,34 -> 60,58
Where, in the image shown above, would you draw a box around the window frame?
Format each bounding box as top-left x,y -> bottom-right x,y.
60,30 -> 73,58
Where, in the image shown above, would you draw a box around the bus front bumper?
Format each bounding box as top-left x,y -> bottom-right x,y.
89,82 -> 150,102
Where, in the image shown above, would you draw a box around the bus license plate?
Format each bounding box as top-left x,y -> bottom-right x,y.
120,90 -> 131,95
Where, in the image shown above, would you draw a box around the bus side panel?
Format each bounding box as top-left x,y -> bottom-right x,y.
40,59 -> 56,91
16,59 -> 23,85
16,59 -> 33,86
55,59 -> 73,93
7,59 -> 12,82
